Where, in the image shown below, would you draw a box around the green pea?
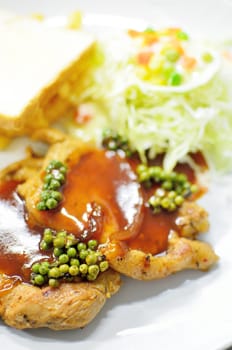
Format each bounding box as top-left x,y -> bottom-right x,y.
169,72 -> 182,86
87,274 -> 97,281
53,247 -> 63,257
87,240 -> 98,250
69,265 -> 79,276
59,264 -> 70,274
202,52 -> 213,63
48,179 -> 61,190
34,274 -> 45,286
176,31 -> 189,40
165,49 -> 180,62
79,264 -> 88,275
58,254 -> 69,264
99,261 -> 109,272
37,201 -> 47,211
70,258 -> 80,267
144,27 -> 155,33
77,242 -> 87,251
48,267 -> 60,278
32,263 -> 40,274
53,237 -> 65,248
49,278 -> 59,288
67,247 -> 77,258
46,198 -> 58,209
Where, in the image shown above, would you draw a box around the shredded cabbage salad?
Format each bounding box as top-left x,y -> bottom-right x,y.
66,27 -> 232,172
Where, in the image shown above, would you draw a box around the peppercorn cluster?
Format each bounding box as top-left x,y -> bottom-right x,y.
136,164 -> 197,213
102,129 -> 133,157
37,160 -> 67,211
30,229 -> 109,288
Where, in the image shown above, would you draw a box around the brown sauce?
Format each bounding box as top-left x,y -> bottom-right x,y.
0,180 -> 49,292
0,150 -> 200,288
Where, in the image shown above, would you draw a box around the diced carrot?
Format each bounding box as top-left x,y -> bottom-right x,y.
137,51 -> 154,65
128,29 -> 141,38
182,55 -> 197,70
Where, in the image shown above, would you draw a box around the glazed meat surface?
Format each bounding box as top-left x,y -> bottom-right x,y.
16,129 -> 218,281
0,270 -> 120,330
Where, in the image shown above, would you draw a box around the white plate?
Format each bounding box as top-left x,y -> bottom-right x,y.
0,1 -> 232,350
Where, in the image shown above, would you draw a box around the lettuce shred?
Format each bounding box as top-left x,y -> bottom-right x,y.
68,37 -> 232,173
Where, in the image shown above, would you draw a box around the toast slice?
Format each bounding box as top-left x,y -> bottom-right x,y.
0,20 -> 95,137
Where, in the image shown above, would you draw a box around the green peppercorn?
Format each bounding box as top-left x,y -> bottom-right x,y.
58,254 -> 69,264
79,249 -> 88,260
53,237 -> 65,248
69,265 -> 79,276
44,174 -> 53,184
67,247 -> 77,258
49,278 -> 59,288
88,265 -> 99,277
70,258 -> 80,267
50,191 -> 62,201
136,164 -> 148,174
32,263 -> 40,274
49,179 -> 61,190
34,274 -> 45,286
79,264 -> 88,275
37,201 -> 47,211
87,274 -> 97,281
54,172 -> 65,184
174,195 -> 184,206
53,247 -> 63,257
59,264 -> 70,274
87,240 -> 98,250
39,262 -> 50,275
40,240 -> 49,250
59,166 -> 67,174
46,198 -> 58,209
41,190 -> 51,201
57,231 -> 67,239
161,197 -> 170,209
77,242 -> 87,251
43,232 -> 53,245
86,253 -> 98,265
99,261 -> 109,272
48,267 -> 60,278
162,180 -> 173,190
